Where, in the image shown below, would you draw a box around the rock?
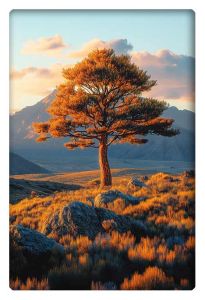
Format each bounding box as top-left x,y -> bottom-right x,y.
42,201 -> 148,239
10,224 -> 64,255
95,207 -> 148,236
42,202 -> 102,239
9,215 -> 17,224
184,170 -> 195,178
94,190 -> 146,207
164,176 -> 179,183
128,177 -> 147,188
10,224 -> 65,279
140,175 -> 149,181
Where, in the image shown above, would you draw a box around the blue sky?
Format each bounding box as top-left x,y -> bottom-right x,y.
10,10 -> 195,112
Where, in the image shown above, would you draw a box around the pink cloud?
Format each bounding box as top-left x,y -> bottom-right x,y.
11,45 -> 194,111
131,49 -> 195,102
67,38 -> 133,58
21,35 -> 68,57
10,64 -> 68,110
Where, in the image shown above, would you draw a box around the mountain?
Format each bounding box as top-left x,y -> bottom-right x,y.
10,91 -> 195,172
10,152 -> 51,175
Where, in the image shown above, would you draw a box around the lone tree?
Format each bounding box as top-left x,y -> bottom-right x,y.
33,49 -> 179,187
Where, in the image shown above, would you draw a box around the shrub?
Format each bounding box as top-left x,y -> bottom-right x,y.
121,266 -> 174,290
10,277 -> 48,290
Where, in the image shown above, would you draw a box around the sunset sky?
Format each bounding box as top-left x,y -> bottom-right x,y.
10,10 -> 195,113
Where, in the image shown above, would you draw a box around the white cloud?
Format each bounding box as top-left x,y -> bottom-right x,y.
21,35 -> 68,57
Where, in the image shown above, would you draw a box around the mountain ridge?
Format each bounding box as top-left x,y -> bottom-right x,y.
10,91 -> 195,171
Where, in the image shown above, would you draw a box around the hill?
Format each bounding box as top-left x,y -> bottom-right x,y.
10,152 -> 51,175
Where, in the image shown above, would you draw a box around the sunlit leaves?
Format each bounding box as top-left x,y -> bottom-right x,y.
33,49 -> 178,149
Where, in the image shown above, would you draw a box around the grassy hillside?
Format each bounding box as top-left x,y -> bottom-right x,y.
10,170 -> 195,290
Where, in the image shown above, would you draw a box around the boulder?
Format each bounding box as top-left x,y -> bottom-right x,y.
42,201 -> 148,239
140,175 -> 149,181
128,177 -> 147,188
183,170 -> 195,178
95,206 -> 147,236
10,224 -> 64,255
42,202 -> 102,239
164,175 -> 179,183
10,224 -> 65,279
94,190 -> 146,207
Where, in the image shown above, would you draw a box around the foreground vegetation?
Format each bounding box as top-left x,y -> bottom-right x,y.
10,171 -> 195,290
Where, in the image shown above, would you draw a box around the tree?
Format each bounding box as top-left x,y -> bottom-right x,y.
33,49 -> 179,187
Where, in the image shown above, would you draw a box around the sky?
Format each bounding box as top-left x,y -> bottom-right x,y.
10,10 -> 195,113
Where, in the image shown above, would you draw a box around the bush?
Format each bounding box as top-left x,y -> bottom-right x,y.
121,266 -> 174,290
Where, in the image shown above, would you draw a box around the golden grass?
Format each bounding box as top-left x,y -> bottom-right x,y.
10,171 -> 195,290
10,277 -> 48,290
121,266 -> 174,290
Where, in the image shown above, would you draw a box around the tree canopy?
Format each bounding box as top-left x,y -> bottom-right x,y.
33,49 -> 179,186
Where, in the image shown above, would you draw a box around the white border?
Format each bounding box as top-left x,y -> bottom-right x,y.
1,0 -> 205,299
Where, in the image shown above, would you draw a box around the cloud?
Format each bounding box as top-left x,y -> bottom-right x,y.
10,64 -> 67,110
21,35 -> 68,57
67,38 -> 133,58
11,47 -> 194,111
10,67 -> 54,80
131,49 -> 195,102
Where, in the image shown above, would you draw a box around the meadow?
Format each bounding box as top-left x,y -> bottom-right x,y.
10,170 -> 195,290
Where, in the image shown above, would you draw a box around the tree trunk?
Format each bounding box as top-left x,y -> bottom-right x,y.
99,137 -> 112,187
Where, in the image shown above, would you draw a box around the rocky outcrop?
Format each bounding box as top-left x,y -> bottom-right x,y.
94,190 -> 146,207
42,201 -> 148,239
10,224 -> 64,255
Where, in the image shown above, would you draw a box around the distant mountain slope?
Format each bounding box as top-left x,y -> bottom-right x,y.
10,91 -> 195,171
10,152 -> 51,175
10,177 -> 81,204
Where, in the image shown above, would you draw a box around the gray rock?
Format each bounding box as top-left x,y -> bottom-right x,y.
94,190 -> 146,207
140,175 -> 149,181
42,201 -> 148,239
95,206 -> 148,236
10,224 -> 64,255
42,202 -> 102,239
128,177 -> 147,188
184,170 -> 195,178
9,215 -> 17,224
